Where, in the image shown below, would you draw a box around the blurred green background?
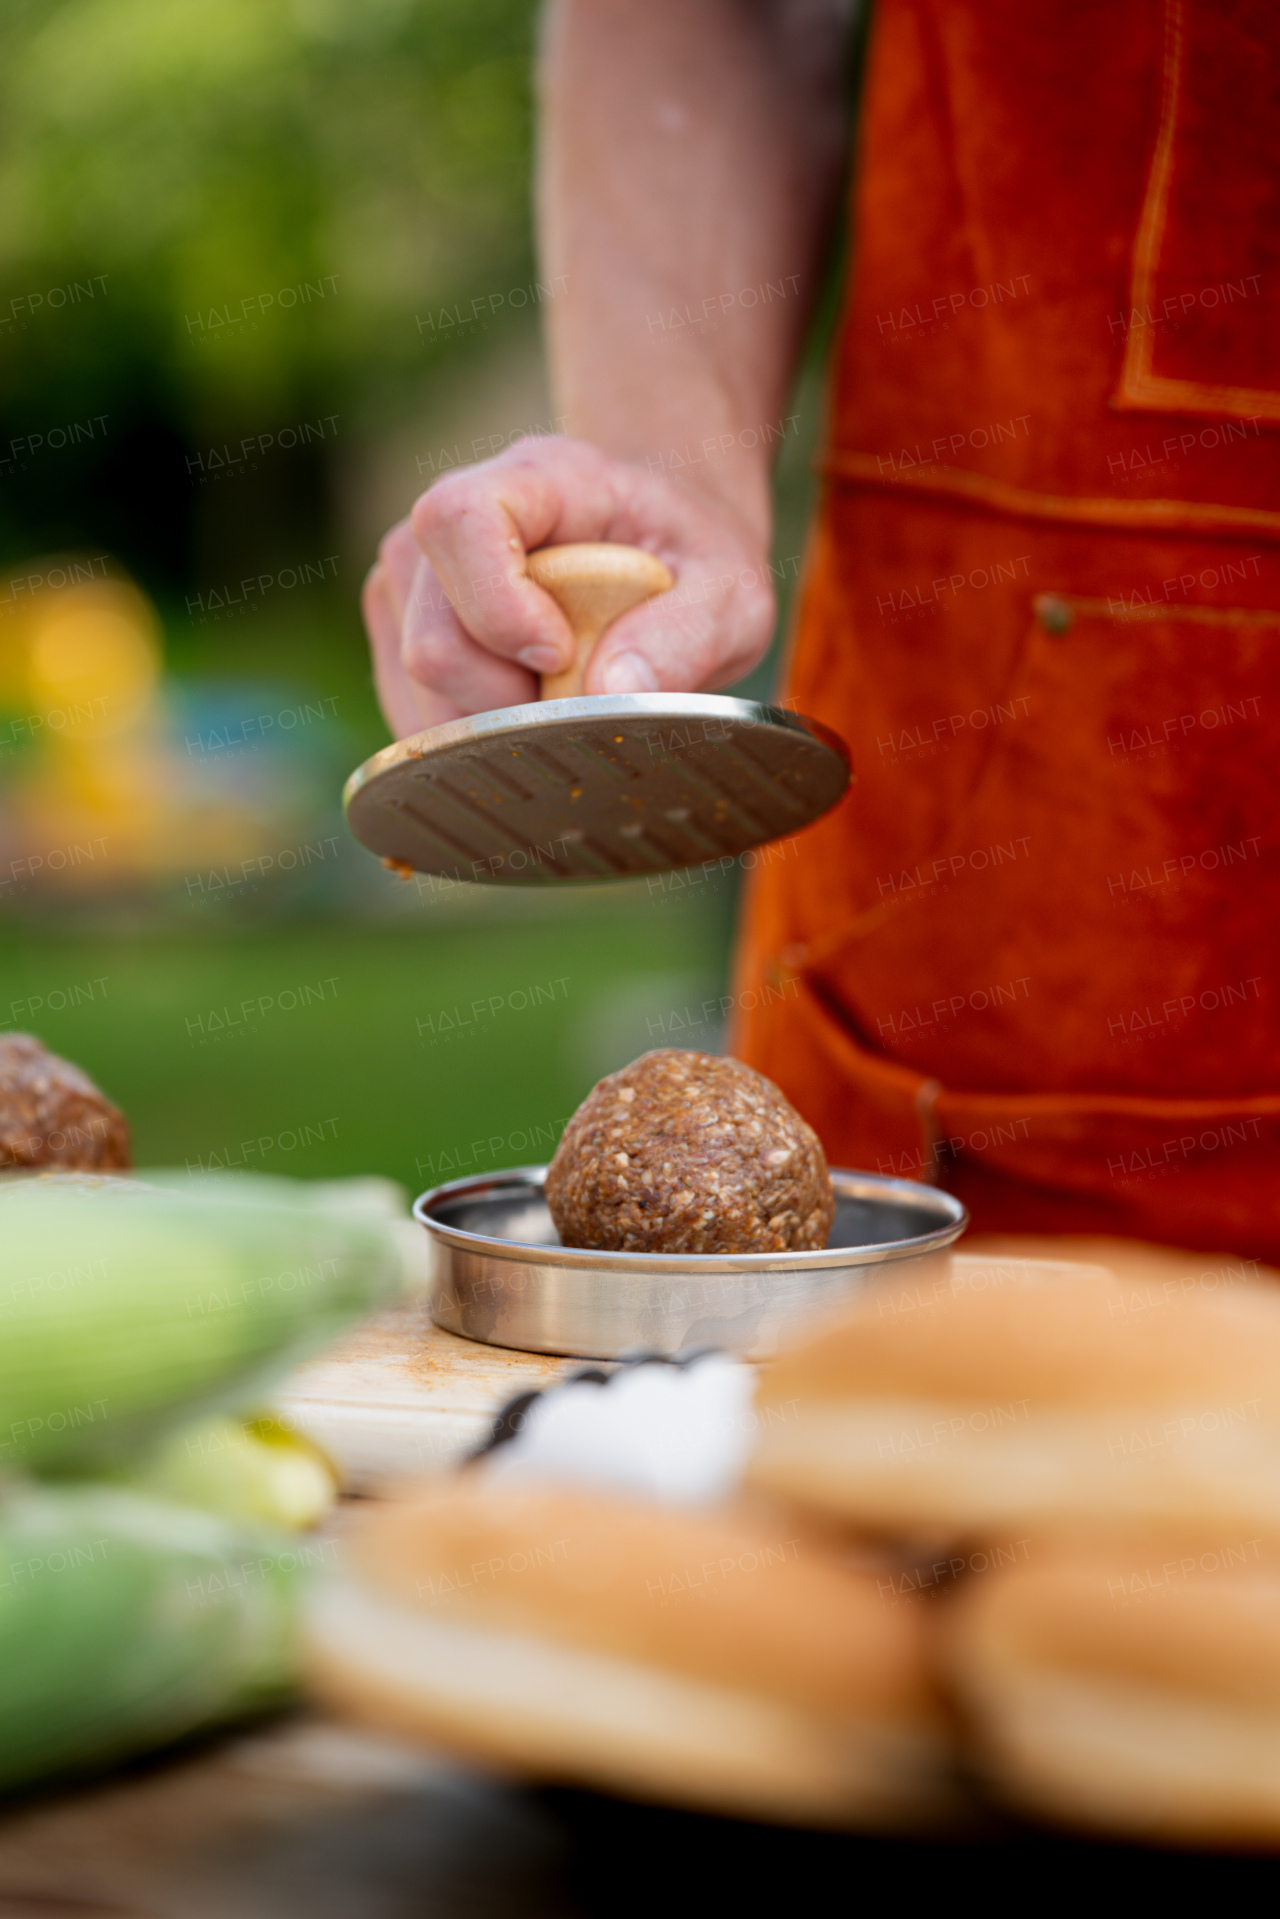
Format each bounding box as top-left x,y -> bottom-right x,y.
0,0 -> 830,1191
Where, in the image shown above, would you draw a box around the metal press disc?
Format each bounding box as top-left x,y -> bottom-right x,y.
414,1164 -> 967,1358
343,691 -> 851,886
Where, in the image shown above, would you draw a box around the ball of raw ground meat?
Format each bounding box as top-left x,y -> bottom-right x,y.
545,1050 -> 834,1255
0,1034 -> 131,1174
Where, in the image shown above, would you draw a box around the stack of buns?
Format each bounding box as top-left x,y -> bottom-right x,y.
749,1239 -> 1280,1538
749,1237 -> 1280,1843
309,1479 -> 959,1830
308,1236 -> 1280,1845
942,1530 -> 1280,1845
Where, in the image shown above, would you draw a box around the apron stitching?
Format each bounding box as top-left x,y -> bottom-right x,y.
798,976 -> 1280,1125
1114,0 -> 1280,421
915,1077 -> 947,1186
1041,594 -> 1280,629
1116,0 -> 1185,407
820,451 -> 1280,540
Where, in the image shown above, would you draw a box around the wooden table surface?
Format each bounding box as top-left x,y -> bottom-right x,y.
0,1308 -> 590,1917
0,1710 -> 1228,1915
273,1299 -> 580,1491
0,1266 -> 1255,1910
0,1715 -> 582,1918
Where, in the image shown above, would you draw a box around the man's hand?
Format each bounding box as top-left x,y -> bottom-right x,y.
363,435 -> 776,735
364,0 -> 851,737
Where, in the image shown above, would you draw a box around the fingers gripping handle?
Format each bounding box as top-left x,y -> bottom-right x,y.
526,544 -> 674,700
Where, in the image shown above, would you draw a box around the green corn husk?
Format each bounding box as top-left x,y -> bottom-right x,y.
136,1170 -> 410,1223
0,1173 -> 401,1473
0,1478 -> 312,1792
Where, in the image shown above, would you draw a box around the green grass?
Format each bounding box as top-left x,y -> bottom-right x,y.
1,890 -> 735,1197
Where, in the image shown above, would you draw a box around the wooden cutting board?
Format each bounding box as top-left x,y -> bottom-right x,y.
273,1299 -> 579,1492
270,1250 -> 1018,1492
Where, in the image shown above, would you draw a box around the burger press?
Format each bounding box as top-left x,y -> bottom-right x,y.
344,543 -> 851,884
414,1167 -> 968,1360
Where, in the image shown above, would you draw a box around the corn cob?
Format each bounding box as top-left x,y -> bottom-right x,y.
138,1413 -> 338,1531
0,1478 -> 311,1791
0,1173 -> 401,1473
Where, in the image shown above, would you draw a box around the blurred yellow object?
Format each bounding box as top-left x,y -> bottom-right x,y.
0,557 -> 328,889
27,578 -> 160,738
139,1413 -> 339,1532
0,567 -> 168,882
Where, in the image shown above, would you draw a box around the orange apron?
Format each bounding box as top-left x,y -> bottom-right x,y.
733,0 -> 1280,1259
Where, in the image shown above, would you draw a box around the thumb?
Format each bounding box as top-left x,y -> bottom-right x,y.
583,560 -> 775,696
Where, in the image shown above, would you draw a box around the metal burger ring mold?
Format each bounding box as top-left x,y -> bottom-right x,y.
414,1166 -> 969,1360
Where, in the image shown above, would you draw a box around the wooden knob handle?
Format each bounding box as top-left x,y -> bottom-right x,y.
526,543 -> 673,700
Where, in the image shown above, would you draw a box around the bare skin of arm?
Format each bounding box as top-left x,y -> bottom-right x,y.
364,0 -> 852,736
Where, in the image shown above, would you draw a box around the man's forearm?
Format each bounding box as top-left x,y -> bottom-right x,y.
537,0 -> 853,544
